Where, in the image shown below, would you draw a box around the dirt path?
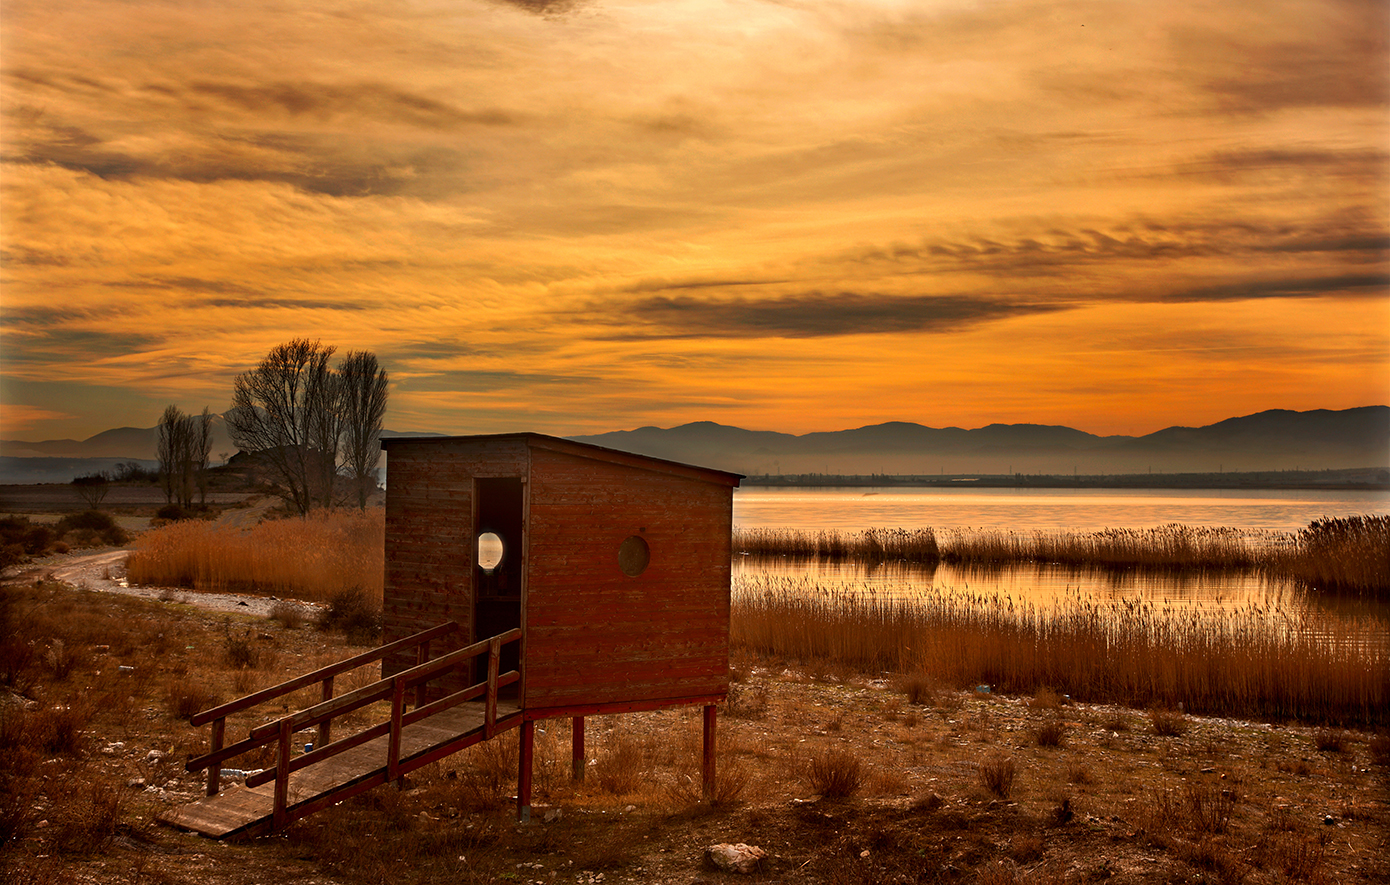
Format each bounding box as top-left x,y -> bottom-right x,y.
9,497 -> 320,620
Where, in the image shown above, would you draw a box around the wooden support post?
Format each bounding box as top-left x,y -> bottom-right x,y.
206,717 -> 225,796
485,637 -> 500,738
517,719 -> 534,823
702,704 -> 717,802
318,676 -> 334,747
571,716 -> 585,782
389,677 -> 404,787
415,640 -> 430,709
274,719 -> 291,831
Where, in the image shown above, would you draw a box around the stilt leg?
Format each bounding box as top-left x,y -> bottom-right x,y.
517,719 -> 535,823
702,704 -> 717,802
572,716 -> 585,782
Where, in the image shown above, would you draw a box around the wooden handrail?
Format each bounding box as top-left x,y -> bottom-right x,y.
190,621 -> 462,726
188,624 -> 524,830
244,628 -> 522,742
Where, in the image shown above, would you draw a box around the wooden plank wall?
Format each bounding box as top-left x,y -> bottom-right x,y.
523,446 -> 733,710
381,439 -> 528,681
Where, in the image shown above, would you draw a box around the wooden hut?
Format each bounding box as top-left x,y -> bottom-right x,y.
379,432 -> 742,817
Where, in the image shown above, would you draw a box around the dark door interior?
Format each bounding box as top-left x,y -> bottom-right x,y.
474,477 -> 523,691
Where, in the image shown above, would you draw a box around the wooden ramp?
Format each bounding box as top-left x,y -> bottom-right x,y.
159,623 -> 525,840
161,701 -> 520,839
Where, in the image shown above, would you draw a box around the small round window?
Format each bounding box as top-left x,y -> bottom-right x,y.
477,532 -> 504,574
618,535 -> 650,577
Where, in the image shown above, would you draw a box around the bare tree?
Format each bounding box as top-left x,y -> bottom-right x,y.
338,350 -> 389,509
193,407 -> 214,505
227,339 -> 337,515
157,405 -> 187,505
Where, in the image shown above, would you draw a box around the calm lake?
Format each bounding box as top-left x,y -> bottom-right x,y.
730,487 -> 1390,627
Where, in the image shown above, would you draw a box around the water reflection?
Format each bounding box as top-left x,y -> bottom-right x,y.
731,555 -> 1390,643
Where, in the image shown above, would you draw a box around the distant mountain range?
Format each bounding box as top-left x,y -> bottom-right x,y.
569,407 -> 1390,477
2,407 -> 1386,484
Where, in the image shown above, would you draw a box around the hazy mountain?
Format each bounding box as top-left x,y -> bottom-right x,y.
571,407 -> 1389,476
1,415 -> 238,461
2,407 -> 1385,483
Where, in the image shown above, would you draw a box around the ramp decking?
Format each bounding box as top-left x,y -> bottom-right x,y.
162,700 -> 521,839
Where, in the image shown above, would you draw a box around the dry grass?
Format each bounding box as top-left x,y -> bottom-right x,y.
1148,707 -> 1189,737
126,508 -> 384,603
731,578 -> 1389,727
1267,515 -> 1390,598
735,527 -> 939,563
738,517 -> 1390,598
1036,717 -> 1067,747
977,752 -> 1016,799
805,746 -> 864,799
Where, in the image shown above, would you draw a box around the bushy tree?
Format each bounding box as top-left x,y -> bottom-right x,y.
71,472 -> 110,508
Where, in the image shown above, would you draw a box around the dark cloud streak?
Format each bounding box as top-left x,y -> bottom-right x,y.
585,292 -> 1065,340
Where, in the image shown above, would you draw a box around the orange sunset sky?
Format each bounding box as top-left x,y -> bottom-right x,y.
2,0 -> 1387,443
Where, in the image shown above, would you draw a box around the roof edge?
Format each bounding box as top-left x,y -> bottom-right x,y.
381,432 -> 743,487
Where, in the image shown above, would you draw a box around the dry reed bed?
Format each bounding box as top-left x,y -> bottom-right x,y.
125,509 -> 383,602
731,577 -> 1390,727
736,516 -> 1390,597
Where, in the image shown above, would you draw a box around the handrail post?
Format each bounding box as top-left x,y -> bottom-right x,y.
485,637 -> 500,739
274,719 -> 291,831
702,704 -> 717,802
388,677 -> 405,787
206,717 -> 225,796
318,676 -> 334,747
415,640 -> 431,709
571,717 -> 585,782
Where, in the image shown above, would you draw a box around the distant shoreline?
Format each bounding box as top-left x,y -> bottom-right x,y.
739,467 -> 1389,492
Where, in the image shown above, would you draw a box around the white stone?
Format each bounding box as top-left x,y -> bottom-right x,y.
706,843 -> 768,874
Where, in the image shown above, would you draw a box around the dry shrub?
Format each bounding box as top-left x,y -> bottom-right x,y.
895,673 -> 938,706
723,683 -> 768,720
593,734 -> 652,796
48,780 -> 126,855
1148,707 -> 1188,736
12,701 -> 92,756
269,600 -> 306,630
1036,717 -> 1067,747
711,754 -> 751,806
319,585 -> 381,645
166,676 -> 220,721
1030,686 -> 1064,710
1313,728 -> 1345,753
978,752 -> 1016,799
448,734 -> 517,811
223,628 -> 261,669
1369,732 -> 1390,767
1010,833 -> 1044,862
806,746 -> 863,799
1184,780 -> 1238,834
1066,763 -> 1093,785
44,639 -> 85,681
1266,831 -> 1329,882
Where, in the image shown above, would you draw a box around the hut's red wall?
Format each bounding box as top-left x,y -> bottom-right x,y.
523,446 -> 733,711
381,438 -> 528,678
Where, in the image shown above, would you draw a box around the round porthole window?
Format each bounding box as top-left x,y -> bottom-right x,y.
477,531 -> 504,574
618,535 -> 650,577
